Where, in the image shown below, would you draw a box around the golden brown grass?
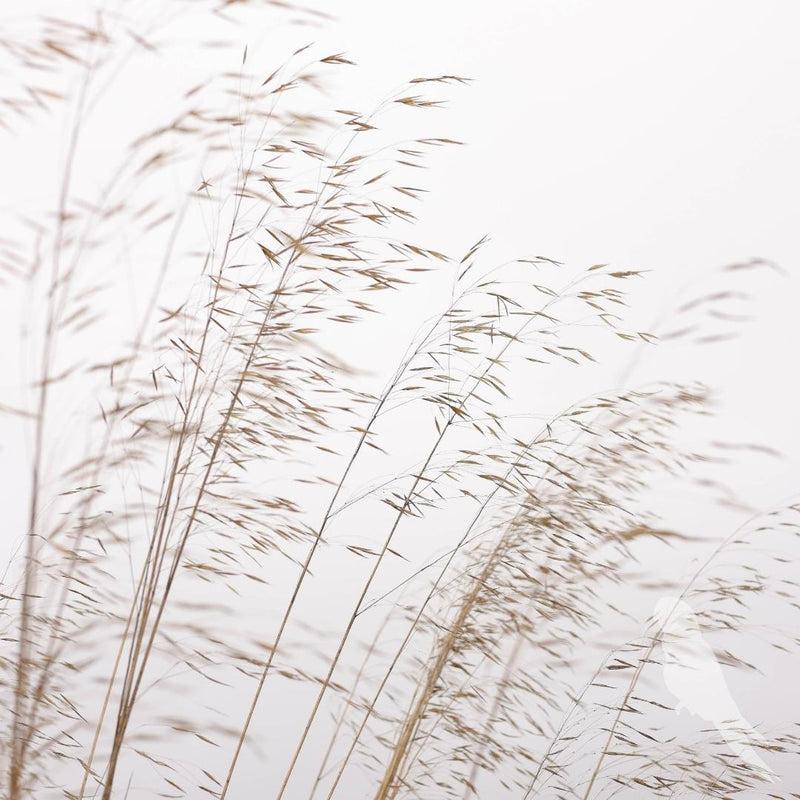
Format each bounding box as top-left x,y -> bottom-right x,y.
1,3 -> 798,800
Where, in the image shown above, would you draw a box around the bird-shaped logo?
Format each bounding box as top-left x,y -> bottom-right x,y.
650,596 -> 776,783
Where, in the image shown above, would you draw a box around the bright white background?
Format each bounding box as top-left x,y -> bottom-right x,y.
1,1 -> 799,797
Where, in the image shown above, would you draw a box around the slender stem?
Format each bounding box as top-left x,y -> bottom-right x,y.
324,432 -> 545,799
375,534 -> 511,800
275,421 -> 451,800
521,657 -> 609,799
309,608 -> 394,800
461,594 -> 535,800
219,293 -> 465,797
8,50 -> 92,799
276,277 -> 583,798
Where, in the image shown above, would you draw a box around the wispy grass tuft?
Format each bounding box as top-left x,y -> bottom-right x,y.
1,3 -> 797,800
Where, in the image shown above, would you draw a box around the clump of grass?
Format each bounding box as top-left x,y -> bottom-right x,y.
1,3 -> 797,800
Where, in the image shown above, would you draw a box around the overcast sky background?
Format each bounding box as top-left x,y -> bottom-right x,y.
322,0 -> 800,493
1,1 -> 800,797
2,1 -> 798,497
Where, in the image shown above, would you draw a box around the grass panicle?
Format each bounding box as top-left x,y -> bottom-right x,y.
0,3 -> 797,800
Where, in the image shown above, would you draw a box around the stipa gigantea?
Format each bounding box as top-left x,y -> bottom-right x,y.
0,3 -> 798,800
0,3 -> 475,796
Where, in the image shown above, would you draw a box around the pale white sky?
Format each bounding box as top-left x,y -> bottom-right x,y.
318,0 -> 800,501
1,2 -> 799,798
